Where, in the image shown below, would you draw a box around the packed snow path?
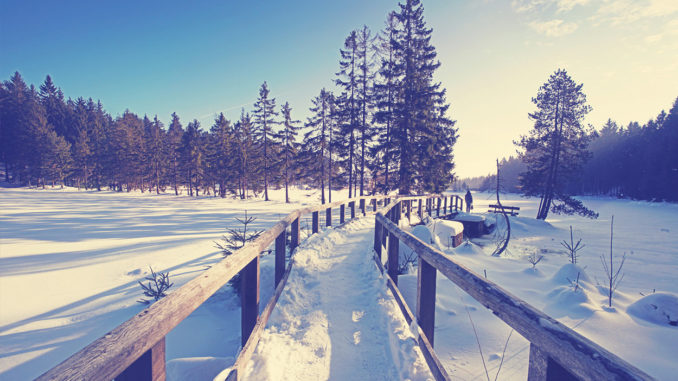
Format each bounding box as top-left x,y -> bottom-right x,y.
242,217 -> 432,380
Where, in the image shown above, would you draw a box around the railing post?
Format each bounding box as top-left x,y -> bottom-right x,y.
326,207 -> 332,227
360,199 -> 366,216
528,344 -> 549,381
374,219 -> 382,259
241,255 -> 259,347
394,202 -> 401,225
275,230 -> 286,287
418,198 -> 423,220
350,201 -> 356,219
417,257 -> 437,347
406,200 -> 412,222
291,217 -> 300,252
443,196 -> 447,215
373,198 -> 377,212
312,211 -> 319,234
116,337 -> 165,381
387,231 -> 399,286
436,197 -> 441,217
340,204 -> 345,224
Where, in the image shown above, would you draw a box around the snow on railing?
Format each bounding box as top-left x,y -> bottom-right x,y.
374,198 -> 654,381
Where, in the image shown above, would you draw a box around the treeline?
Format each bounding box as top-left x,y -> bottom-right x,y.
459,97 -> 678,202
0,0 -> 457,201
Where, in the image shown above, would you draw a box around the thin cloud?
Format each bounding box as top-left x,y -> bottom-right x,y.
529,19 -> 579,36
593,0 -> 678,25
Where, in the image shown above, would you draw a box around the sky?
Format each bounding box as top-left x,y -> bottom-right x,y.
1,0 -> 677,178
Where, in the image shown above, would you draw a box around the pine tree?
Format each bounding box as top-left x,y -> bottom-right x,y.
515,69 -> 597,219
356,25 -> 377,196
302,89 -> 333,203
39,75 -> 70,143
252,82 -> 278,201
233,110 -> 255,199
145,115 -> 165,194
209,112 -> 235,197
335,31 -> 360,198
181,120 -> 203,197
373,12 -> 400,193
166,112 -> 184,195
278,102 -> 301,203
390,0 -> 454,194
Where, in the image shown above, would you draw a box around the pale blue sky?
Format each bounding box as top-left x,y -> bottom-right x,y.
2,0 -> 677,177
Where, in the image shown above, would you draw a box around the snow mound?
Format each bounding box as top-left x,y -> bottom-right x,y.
452,212 -> 484,222
551,263 -> 591,285
166,357 -> 234,381
545,286 -> 594,319
426,219 -> 463,249
628,293 -> 678,327
454,240 -> 484,255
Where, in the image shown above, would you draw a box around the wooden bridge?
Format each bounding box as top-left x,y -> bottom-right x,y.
37,195 -> 653,380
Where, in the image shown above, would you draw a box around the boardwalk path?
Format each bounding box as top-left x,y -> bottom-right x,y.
242,217 -> 432,380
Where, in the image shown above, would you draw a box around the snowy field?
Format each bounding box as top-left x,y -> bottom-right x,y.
1,187 -> 677,380
396,191 -> 678,380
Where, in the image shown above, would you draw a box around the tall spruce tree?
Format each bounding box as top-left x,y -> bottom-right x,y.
181,120 -> 203,197
166,112 -> 184,195
278,102 -> 301,203
252,82 -> 278,201
335,31 -> 360,198
515,69 -> 597,220
234,110 -> 254,199
302,89 -> 333,203
209,112 -> 234,197
390,0 -> 455,194
356,25 -> 377,196
373,11 -> 400,194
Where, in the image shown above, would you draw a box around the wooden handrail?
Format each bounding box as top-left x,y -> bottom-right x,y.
37,195 -> 391,381
375,199 -> 654,381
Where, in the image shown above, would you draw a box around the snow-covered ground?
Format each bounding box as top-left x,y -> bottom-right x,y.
1,187 -> 676,380
242,217 -> 431,380
0,186 -> 335,380
394,191 -> 678,380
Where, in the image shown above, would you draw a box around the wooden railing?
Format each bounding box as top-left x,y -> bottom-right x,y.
36,194 -> 407,381
374,197 -> 654,381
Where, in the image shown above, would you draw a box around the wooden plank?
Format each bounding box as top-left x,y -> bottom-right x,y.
241,255 -> 260,347
373,198 -> 377,212
340,204 -> 345,224
325,207 -> 331,227
443,196 -> 447,214
376,213 -> 653,381
436,198 -> 441,217
116,337 -> 165,381
374,219 -> 382,257
417,257 -> 437,347
275,231 -> 286,287
350,201 -> 356,219
418,199 -> 423,219
360,198 -> 366,215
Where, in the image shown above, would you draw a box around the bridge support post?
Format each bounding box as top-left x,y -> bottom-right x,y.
443,196 -> 447,215
360,199 -> 366,216
241,255 -> 259,347
350,201 -> 356,219
417,258 -> 436,347
312,211 -> 319,234
387,231 -> 399,286
373,198 -> 377,212
326,207 -> 331,227
374,219 -> 382,260
116,337 -> 165,381
340,204 -> 345,224
291,217 -> 300,252
436,198 -> 441,217
275,231 -> 286,287
406,200 -> 412,222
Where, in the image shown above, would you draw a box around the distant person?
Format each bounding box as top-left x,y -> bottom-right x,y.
465,190 -> 473,213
